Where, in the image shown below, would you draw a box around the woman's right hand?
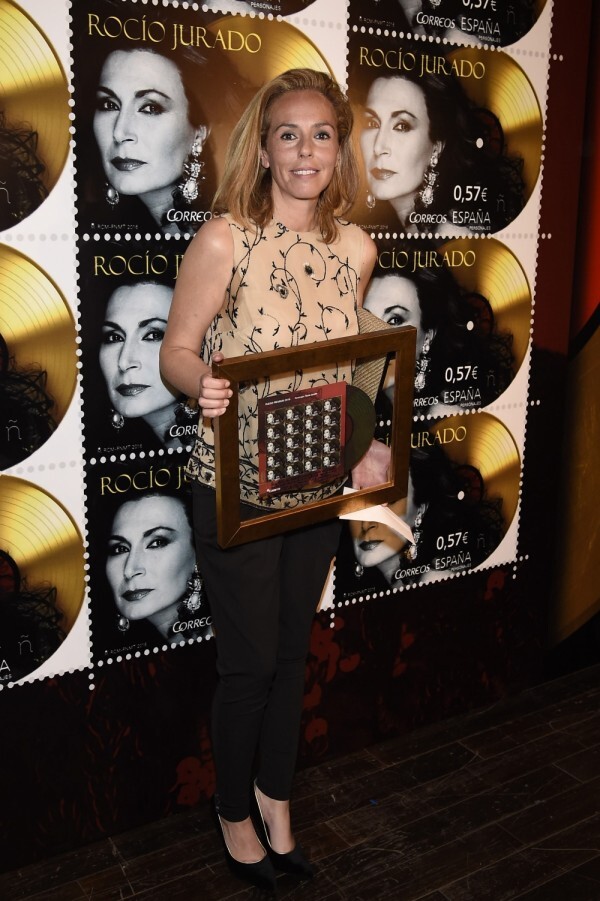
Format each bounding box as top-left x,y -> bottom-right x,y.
198,351 -> 232,418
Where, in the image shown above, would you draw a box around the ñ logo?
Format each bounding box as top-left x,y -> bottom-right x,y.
0,181 -> 11,205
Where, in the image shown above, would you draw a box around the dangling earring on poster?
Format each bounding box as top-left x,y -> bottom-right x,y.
110,408 -> 125,430
175,399 -> 198,420
104,182 -> 120,207
366,192 -> 376,210
183,565 -> 204,613
179,126 -> 208,204
414,329 -> 435,392
419,143 -> 442,207
117,614 -> 130,632
400,504 -> 427,566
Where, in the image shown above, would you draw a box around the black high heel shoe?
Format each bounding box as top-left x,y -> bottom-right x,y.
252,784 -> 315,879
212,797 -> 277,892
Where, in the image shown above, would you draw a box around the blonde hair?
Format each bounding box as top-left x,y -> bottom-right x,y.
212,69 -> 359,244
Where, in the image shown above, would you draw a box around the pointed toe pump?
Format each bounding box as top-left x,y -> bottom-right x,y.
213,797 -> 277,892
252,784 -> 315,880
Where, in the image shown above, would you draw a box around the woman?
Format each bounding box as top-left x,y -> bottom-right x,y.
160,69 -> 378,889
363,250 -> 515,417
105,491 -> 211,645
72,0 -> 221,235
343,445 -> 505,593
92,47 -> 208,232
352,54 -> 525,234
99,280 -> 196,450
350,495 -> 418,587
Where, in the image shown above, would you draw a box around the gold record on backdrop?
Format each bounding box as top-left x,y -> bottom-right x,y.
209,17 -> 332,87
0,244 -> 77,421
446,47 -> 543,201
206,17 -> 333,183
428,412 -> 521,533
438,237 -> 532,371
0,476 -> 85,635
0,0 -> 70,225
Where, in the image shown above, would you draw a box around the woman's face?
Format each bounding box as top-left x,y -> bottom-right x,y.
260,89 -> 340,210
100,282 -> 177,420
106,494 -> 195,628
364,275 -> 426,394
360,77 -> 438,210
350,496 -> 410,569
94,49 -> 196,206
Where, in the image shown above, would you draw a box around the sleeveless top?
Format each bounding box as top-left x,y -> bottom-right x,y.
186,214 -> 365,509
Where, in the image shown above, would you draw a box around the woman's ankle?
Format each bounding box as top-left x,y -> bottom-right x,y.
219,814 -> 266,864
254,785 -> 295,854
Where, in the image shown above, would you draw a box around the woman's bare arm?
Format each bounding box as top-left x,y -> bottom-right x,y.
160,217 -> 234,417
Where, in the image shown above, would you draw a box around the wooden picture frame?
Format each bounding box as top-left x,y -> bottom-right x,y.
213,325 -> 416,547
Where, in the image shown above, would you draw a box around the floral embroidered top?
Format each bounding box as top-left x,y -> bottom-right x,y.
186,214 -> 365,509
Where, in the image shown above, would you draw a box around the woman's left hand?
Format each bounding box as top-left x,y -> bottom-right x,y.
351,439 -> 392,489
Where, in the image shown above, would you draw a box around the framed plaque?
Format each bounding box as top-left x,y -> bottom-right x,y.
213,326 -> 416,547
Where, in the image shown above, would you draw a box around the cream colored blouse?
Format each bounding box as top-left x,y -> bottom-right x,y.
186,214 -> 365,509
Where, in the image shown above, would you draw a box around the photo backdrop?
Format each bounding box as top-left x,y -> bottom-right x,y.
0,0 -> 593,870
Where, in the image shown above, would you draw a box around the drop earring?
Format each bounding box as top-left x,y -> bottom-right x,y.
366,192 -> 376,210
175,400 -> 198,420
402,504 -> 427,563
419,148 -> 439,207
354,562 -> 364,578
183,566 -> 204,613
414,330 -> 434,392
110,409 -> 125,430
104,182 -> 120,207
180,133 -> 205,204
117,614 -> 130,632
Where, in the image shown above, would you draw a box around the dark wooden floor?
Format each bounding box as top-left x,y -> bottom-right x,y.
3,663 -> 600,901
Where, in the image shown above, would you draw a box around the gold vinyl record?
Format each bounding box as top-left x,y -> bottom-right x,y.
438,237 -> 532,370
0,476 -> 85,632
0,244 -> 77,418
206,17 -> 332,182
209,17 -> 332,88
446,47 -> 543,201
0,0 -> 70,225
427,412 -> 520,531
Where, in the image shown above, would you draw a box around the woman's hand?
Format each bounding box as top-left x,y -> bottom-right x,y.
351,439 -> 391,490
198,352 -> 232,418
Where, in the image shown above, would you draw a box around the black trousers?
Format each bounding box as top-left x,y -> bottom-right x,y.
192,482 -> 341,821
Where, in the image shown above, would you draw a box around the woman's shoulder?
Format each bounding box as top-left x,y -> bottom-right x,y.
336,218 -> 364,236
186,214 -> 233,255
335,218 -> 372,246
336,219 -> 376,268
201,212 -> 234,235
